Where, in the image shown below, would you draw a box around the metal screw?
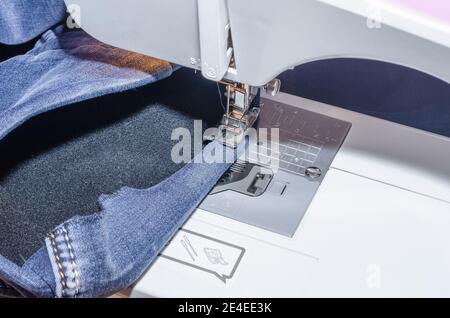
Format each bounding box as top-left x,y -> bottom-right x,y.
305,167 -> 322,179
264,79 -> 281,97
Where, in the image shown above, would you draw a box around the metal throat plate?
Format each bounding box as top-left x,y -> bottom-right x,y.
200,97 -> 351,237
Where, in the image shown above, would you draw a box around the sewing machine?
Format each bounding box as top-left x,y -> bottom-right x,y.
65,0 -> 450,297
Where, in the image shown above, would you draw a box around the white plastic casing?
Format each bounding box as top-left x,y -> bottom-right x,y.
65,0 -> 450,85
198,0 -> 233,81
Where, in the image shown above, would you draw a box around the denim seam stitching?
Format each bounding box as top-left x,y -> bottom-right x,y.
48,232 -> 67,297
49,226 -> 81,298
61,226 -> 80,297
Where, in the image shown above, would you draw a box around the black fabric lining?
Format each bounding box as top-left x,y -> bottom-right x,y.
0,39 -> 37,62
0,69 -> 224,265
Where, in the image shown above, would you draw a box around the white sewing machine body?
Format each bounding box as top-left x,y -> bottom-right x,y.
66,0 -> 450,86
64,0 -> 450,297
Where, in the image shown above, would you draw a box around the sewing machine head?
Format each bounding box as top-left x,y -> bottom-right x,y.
63,0 -> 450,147
65,0 -> 450,85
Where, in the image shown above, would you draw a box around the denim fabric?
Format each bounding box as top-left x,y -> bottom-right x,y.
0,247 -> 53,298
0,25 -> 174,141
0,0 -> 66,45
0,67 -> 227,265
0,11 -> 234,295
0,21 -> 235,296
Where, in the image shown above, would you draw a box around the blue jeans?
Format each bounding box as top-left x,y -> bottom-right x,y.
0,10 -> 241,296
0,25 -> 174,141
0,0 -> 66,45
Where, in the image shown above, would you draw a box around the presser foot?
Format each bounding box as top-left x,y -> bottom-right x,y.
204,79 -> 280,148
211,82 -> 261,148
217,106 -> 261,148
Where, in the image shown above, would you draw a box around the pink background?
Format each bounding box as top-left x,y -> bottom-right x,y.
389,0 -> 450,24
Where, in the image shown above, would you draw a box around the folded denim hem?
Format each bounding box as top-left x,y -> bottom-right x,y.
0,0 -> 66,45
0,252 -> 51,297
43,141 -> 242,297
0,26 -> 174,141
